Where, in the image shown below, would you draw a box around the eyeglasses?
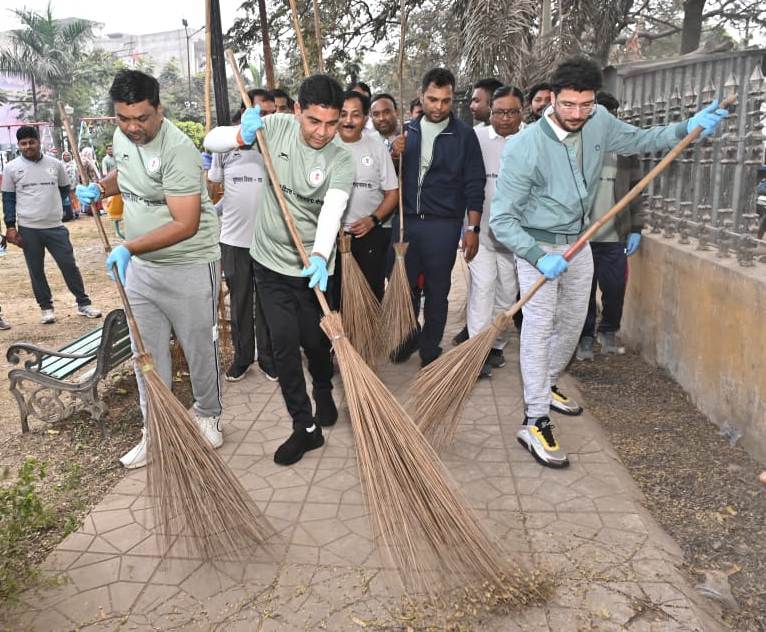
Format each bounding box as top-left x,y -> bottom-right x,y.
491,108 -> 521,118
556,101 -> 595,114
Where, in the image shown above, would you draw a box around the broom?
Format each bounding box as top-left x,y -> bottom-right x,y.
380,0 -> 418,358
226,50 -> 548,602
337,231 -> 384,365
414,94 -> 738,452
58,103 -> 273,560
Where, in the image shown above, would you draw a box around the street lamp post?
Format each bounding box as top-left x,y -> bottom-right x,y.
181,19 -> 205,104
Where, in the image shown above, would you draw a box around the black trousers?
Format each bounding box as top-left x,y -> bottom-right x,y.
252,260 -> 333,430
18,225 -> 91,310
392,214 -> 462,363
331,225 -> 390,308
582,241 -> 628,338
220,243 -> 274,371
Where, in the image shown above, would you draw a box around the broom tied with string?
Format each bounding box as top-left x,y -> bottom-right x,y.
58,102 -> 273,560
380,0 -> 418,358
414,94 -> 738,453
225,50 -> 549,604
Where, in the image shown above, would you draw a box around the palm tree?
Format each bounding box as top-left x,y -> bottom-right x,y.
0,2 -> 93,119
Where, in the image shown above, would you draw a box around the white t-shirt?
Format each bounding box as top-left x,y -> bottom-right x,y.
476,124 -> 524,247
1,154 -> 68,229
337,134 -> 397,229
207,147 -> 265,248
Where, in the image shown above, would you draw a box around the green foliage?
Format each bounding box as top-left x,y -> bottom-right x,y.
0,458 -> 55,600
175,120 -> 206,150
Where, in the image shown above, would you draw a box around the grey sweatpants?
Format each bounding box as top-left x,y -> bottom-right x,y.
126,259 -> 223,421
515,243 -> 593,418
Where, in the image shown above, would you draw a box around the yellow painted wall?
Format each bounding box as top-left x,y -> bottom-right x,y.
622,235 -> 766,464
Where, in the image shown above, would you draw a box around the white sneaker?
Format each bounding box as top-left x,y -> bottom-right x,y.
196,415 -> 223,449
120,429 -> 148,469
78,304 -> 102,318
41,309 -> 55,324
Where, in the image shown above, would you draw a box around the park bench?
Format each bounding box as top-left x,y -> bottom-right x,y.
6,309 -> 132,435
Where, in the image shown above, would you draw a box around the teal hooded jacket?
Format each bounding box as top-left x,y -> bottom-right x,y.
489,105 -> 687,265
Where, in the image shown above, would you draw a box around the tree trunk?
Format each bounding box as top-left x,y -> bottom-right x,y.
680,0 -> 706,54
257,0 -> 276,89
30,74 -> 38,120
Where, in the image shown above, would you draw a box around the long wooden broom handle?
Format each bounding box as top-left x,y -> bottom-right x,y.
495,93 -> 738,324
57,102 -> 149,355
397,0 -> 407,243
225,49 -> 333,317
287,0 -> 311,78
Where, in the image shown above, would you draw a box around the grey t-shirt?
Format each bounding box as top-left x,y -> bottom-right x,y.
1,155 -> 68,229
337,134 -> 397,229
208,148 -> 265,248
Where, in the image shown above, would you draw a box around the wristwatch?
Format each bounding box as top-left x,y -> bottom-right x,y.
369,214 -> 382,227
463,225 -> 480,234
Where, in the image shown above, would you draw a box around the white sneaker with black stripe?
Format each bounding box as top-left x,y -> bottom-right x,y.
196,415 -> 223,448
550,384 -> 583,416
516,416 -> 569,468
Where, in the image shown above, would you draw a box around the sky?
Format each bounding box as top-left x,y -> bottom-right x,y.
0,0 -> 245,35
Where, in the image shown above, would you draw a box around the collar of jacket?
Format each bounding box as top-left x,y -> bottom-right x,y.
405,112 -> 458,135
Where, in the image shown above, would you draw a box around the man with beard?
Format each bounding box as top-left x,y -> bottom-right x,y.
334,90 -> 398,302
205,75 -> 353,465
391,67 -> 485,367
76,70 -> 222,468
491,56 -> 728,469
2,126 -> 101,324
369,93 -> 400,151
469,78 -> 503,127
525,82 -> 552,123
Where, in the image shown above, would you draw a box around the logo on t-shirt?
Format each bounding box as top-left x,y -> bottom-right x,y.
46,167 -> 57,176
308,167 -> 325,186
147,157 -> 161,173
360,154 -> 373,167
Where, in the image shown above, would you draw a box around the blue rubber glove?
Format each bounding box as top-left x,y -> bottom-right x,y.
536,253 -> 569,280
687,100 -> 728,138
300,254 -> 329,291
76,183 -> 101,207
105,244 -> 131,285
240,105 -> 263,145
625,232 -> 641,256
201,151 -> 212,170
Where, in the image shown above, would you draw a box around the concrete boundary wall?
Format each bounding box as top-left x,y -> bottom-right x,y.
621,235 -> 766,464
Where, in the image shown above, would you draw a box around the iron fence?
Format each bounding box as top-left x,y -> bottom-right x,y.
606,49 -> 766,266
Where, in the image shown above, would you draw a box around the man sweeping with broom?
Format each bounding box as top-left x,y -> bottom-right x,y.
205,74 -> 354,465
490,56 -> 729,469
77,70 -> 223,469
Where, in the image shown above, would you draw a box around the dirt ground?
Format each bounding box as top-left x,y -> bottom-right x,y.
571,352 -> 766,632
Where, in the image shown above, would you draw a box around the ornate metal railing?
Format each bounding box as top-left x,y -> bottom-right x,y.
608,49 -> 766,266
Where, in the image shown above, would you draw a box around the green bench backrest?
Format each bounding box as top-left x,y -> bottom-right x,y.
40,310 -> 132,381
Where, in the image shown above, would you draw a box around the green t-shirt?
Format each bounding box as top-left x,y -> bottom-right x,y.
113,119 -> 220,265
250,113 -> 354,277
419,117 -> 450,181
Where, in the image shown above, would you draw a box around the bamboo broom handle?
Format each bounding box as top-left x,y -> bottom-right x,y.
57,102 -> 149,355
397,0 -> 406,243
311,0 -> 324,73
494,93 -> 738,326
225,50 -> 333,316
204,0 -> 213,134
287,0 -> 311,78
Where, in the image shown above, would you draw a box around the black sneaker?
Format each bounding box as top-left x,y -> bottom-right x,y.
258,362 -> 278,382
420,348 -> 442,368
391,336 -> 419,364
479,361 -> 492,378
452,325 -> 469,346
225,363 -> 251,382
314,390 -> 338,427
274,427 -> 325,465
487,348 -> 506,368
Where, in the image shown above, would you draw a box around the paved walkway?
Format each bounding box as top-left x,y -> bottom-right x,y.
3,295 -> 724,631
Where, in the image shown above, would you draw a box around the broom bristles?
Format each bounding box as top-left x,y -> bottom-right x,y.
414,313 -> 514,452
338,235 -> 384,366
381,242 -> 417,357
141,353 -> 273,559
320,312 -> 547,604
